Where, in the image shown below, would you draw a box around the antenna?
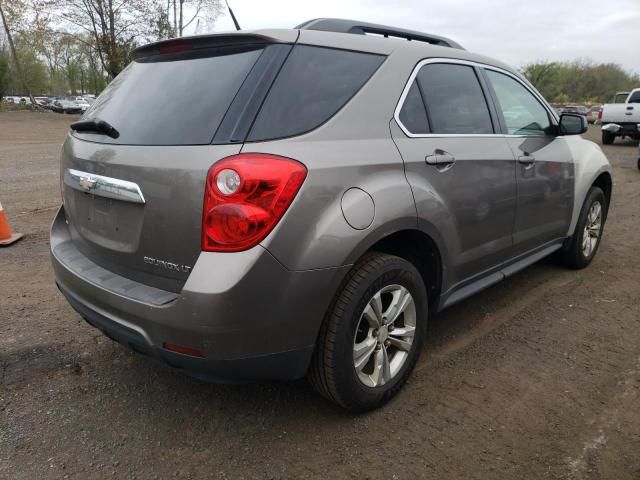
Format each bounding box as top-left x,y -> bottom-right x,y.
225,0 -> 241,31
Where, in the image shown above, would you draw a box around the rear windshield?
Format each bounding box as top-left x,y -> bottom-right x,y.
75,46 -> 264,145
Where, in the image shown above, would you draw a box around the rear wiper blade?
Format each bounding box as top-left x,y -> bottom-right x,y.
70,119 -> 120,139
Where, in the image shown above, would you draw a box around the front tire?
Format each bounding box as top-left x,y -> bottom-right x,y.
602,131 -> 615,145
308,253 -> 428,412
559,186 -> 607,269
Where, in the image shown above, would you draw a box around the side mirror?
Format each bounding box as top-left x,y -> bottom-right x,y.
559,113 -> 588,135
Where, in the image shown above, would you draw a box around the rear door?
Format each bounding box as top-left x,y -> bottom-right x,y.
391,61 -> 517,287
61,39 -> 291,293
482,68 -> 574,256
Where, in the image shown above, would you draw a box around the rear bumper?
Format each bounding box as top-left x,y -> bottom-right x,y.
51,206 -> 349,382
602,122 -> 640,135
57,282 -> 314,382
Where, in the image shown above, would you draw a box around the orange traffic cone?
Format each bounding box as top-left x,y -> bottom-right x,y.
0,201 -> 23,246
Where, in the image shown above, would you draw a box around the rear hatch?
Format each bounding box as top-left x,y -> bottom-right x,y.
60,34 -> 295,293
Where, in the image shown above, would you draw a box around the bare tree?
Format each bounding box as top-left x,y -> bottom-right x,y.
36,0 -> 156,78
169,0 -> 222,37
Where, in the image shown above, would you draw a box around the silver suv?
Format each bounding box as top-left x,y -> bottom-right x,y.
51,19 -> 612,411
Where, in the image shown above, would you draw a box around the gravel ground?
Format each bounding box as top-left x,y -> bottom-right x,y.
1,111 -> 639,479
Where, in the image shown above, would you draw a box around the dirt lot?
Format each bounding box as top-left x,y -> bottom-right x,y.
1,110 -> 639,479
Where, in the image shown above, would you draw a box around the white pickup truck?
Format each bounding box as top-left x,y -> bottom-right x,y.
600,88 -> 640,144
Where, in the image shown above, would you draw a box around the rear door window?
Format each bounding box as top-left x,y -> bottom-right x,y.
76,46 -> 264,145
416,63 -> 494,134
247,45 -> 385,141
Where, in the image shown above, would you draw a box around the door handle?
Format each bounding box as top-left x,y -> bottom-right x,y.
438,153 -> 456,165
425,150 -> 456,166
425,153 -> 439,165
518,155 -> 535,165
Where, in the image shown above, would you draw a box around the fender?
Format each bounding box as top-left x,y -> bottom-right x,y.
564,136 -> 613,235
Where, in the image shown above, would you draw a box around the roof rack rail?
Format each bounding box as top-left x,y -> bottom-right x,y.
295,18 -> 464,50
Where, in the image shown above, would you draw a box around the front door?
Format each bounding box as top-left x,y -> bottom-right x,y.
482,68 -> 574,255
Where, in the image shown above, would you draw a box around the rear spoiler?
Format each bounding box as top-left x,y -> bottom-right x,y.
131,32 -> 294,60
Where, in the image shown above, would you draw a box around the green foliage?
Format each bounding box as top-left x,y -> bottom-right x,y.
0,48 -> 10,98
9,46 -> 49,93
522,60 -> 640,104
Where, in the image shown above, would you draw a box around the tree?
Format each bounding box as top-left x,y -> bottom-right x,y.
1,0 -> 39,100
0,46 -> 10,98
6,40 -> 48,93
170,0 -> 222,37
34,0 -> 222,79
36,0 -> 154,78
152,2 -> 175,39
522,60 -> 640,104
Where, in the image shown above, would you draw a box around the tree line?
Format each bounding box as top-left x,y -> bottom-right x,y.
522,60 -> 639,105
0,0 -> 221,99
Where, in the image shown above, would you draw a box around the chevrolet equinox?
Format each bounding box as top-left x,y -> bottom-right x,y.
51,19 -> 613,411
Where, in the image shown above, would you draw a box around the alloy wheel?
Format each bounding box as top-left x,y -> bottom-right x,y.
353,284 -> 416,387
582,200 -> 602,257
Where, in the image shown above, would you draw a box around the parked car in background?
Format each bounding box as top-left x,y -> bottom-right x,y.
34,97 -> 53,109
75,98 -> 91,112
51,99 -> 82,114
600,88 -> 640,144
559,105 -> 588,117
51,19 -> 613,411
586,105 -> 602,124
2,95 -> 32,106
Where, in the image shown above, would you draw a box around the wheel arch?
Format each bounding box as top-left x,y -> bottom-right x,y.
362,228 -> 444,308
592,171 -> 612,218
307,222 -> 447,361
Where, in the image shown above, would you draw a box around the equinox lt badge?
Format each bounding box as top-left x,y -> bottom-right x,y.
143,256 -> 192,273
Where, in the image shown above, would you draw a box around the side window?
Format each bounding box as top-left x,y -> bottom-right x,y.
248,45 -> 385,141
416,63 -> 493,134
485,70 -> 551,136
398,81 -> 429,134
628,91 -> 640,104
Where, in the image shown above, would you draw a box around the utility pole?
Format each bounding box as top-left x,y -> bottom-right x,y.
0,0 -> 39,108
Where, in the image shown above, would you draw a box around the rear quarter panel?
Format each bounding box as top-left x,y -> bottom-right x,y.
250,47 -> 419,271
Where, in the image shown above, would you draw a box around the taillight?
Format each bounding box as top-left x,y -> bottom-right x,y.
598,110 -> 602,120
202,153 -> 307,252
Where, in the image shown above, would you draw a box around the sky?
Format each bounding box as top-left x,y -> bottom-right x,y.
206,0 -> 640,75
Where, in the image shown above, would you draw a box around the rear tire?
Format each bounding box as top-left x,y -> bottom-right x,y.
559,186 -> 607,269
602,131 -> 615,145
308,253 -> 428,412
